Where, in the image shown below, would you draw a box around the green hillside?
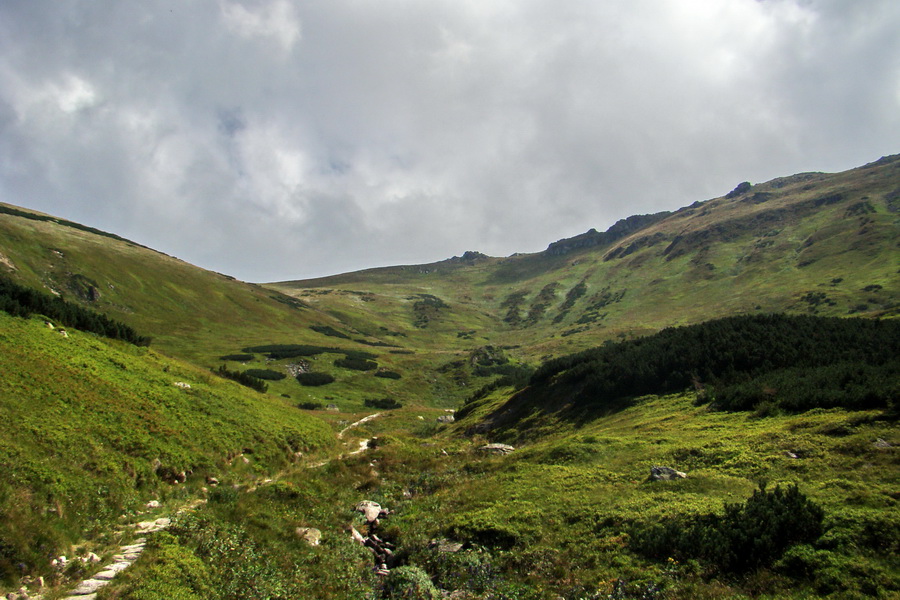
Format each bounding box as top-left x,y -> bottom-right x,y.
273,154 -> 900,363
0,155 -> 896,599
0,310 -> 336,582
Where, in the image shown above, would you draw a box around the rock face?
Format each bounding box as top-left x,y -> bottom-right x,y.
649,466 -> 687,481
479,443 -> 515,455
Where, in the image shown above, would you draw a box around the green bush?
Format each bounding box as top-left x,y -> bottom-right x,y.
380,565 -> 440,600
631,484 -> 824,573
374,370 -> 402,379
213,365 -> 267,393
364,397 -> 403,410
296,372 -> 335,386
297,401 -> 324,410
242,369 -> 286,381
334,357 -> 378,371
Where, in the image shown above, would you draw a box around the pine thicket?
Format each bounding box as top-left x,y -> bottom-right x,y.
0,275 -> 151,346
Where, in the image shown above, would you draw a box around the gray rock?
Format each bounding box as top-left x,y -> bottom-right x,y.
479,443 -> 515,455
649,466 -> 686,481
874,438 -> 892,448
355,500 -> 384,523
430,539 -> 464,553
437,415 -> 455,424
70,578 -> 109,595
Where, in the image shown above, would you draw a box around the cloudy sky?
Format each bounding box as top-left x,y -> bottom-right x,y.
0,1 -> 897,281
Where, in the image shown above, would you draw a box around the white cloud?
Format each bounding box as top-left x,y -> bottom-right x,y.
0,0 -> 897,281
219,0 -> 301,52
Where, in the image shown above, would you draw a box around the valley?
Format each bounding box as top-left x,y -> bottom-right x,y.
0,155 -> 897,599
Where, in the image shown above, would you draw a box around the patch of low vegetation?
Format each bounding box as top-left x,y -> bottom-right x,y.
243,368 -> 286,381
374,369 -> 402,379
500,290 -> 528,326
631,484 -> 824,572
214,364 -> 268,393
523,313 -> 899,421
219,353 -> 254,362
296,372 -> 335,386
335,357 -> 378,371
364,397 -> 403,409
311,324 -> 351,339
410,294 -> 449,328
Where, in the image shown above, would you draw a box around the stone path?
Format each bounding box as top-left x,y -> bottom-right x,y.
27,502 -> 203,600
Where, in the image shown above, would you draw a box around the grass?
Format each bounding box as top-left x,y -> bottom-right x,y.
0,312 -> 336,585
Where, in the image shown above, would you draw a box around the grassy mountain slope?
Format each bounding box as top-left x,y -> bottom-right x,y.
272,155 -> 900,364
0,311 -> 335,583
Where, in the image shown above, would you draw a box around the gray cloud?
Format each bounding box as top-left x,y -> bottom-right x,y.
0,0 -> 897,281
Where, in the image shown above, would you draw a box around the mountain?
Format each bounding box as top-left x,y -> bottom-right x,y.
271,154 -> 899,359
0,155 -> 897,599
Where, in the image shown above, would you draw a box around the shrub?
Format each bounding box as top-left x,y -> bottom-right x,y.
297,402 -> 324,410
219,354 -> 254,362
631,484 -> 824,573
380,565 -> 440,600
296,372 -> 334,386
364,397 -> 402,410
374,369 -> 401,379
334,357 -> 378,371
242,369 -> 286,381
214,365 -> 267,393
310,325 -> 350,339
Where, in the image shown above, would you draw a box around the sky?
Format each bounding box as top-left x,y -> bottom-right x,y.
0,1 -> 898,282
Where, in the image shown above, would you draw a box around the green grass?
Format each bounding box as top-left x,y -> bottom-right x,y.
0,312 -> 336,584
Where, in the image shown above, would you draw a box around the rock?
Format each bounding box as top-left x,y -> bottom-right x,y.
874,438 -> 892,448
355,500 -> 384,523
146,500 -> 160,509
478,443 -> 515,455
437,415 -> 455,424
94,569 -> 118,581
784,451 -> 799,459
70,578 -> 109,595
350,526 -> 366,545
173,381 -> 191,389
84,552 -> 101,563
430,539 -> 464,553
206,476 -> 219,486
295,527 -> 322,546
326,404 -> 340,412
649,466 -> 687,481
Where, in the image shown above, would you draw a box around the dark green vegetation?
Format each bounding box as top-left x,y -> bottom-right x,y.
0,274 -> 151,345
0,157 -> 897,598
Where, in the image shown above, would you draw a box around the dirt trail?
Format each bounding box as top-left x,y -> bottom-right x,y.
30,414 -> 384,598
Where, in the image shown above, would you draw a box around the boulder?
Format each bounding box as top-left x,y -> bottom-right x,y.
295,527 -> 322,546
479,443 -> 515,455
355,500 -> 384,523
649,466 -> 687,481
437,415 -> 455,424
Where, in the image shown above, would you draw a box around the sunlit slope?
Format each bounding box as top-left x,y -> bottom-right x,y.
272,155 -> 900,359
0,311 -> 335,579
0,204 -> 347,364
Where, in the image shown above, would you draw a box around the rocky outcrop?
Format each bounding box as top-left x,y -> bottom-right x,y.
478,443 -> 515,455
649,466 -> 686,481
